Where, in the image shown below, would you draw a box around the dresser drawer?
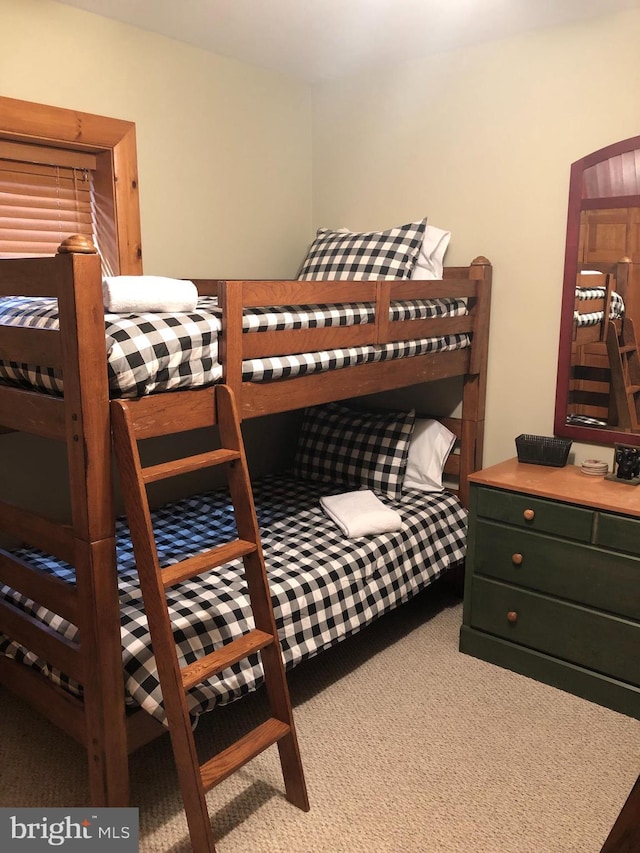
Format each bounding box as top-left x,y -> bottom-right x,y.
596,512 -> 640,556
470,577 -> 640,687
474,520 -> 640,620
475,487 -> 593,541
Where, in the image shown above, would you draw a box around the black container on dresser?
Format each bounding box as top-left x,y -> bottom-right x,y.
459,458 -> 640,719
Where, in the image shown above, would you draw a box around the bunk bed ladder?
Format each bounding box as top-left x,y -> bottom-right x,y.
606,318 -> 640,431
110,384 -> 309,853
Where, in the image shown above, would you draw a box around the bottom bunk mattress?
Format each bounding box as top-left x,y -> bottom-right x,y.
0,473 -> 467,726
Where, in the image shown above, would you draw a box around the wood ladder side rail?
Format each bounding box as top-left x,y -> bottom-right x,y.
110,384 -> 308,853
215,385 -> 309,809
606,318 -> 640,431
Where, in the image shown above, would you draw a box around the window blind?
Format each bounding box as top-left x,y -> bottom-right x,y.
0,140 -> 98,259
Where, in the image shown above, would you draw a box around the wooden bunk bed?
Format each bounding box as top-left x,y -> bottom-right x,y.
0,239 -> 492,809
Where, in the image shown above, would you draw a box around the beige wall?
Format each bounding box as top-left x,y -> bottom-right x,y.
0,0 -> 312,525
0,0 -> 312,279
311,9 -> 640,468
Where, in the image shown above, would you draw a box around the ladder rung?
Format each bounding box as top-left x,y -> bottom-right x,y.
162,539 -> 257,588
141,448 -> 241,484
200,717 -> 290,792
181,628 -> 274,690
627,385 -> 640,395
619,345 -> 637,354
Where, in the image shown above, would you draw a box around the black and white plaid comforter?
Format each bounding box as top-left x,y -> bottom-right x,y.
575,287 -> 625,328
0,295 -> 469,397
0,473 -> 466,726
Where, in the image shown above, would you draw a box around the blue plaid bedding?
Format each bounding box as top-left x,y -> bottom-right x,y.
0,473 -> 467,726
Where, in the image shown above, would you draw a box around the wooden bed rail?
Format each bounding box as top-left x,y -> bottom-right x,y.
211,255 -> 492,429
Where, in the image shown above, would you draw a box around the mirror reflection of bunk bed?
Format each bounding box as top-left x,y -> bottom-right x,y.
567,260 -> 629,428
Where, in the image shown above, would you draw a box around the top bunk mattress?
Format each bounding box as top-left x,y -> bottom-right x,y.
574,285 -> 625,328
0,294 -> 470,397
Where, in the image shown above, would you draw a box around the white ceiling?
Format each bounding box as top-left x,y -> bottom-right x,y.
56,0 -> 640,82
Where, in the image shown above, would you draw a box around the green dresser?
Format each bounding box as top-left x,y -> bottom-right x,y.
459,458 -> 640,718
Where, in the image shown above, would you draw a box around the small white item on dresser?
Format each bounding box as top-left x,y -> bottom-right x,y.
580,459 -> 609,476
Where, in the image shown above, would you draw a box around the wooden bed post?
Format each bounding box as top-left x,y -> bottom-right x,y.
459,256 -> 492,506
217,280 -> 244,407
56,245 -> 129,806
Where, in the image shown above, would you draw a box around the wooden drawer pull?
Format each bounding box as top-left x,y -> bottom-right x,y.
523,509 -> 535,522
507,611 -> 518,623
511,553 -> 523,566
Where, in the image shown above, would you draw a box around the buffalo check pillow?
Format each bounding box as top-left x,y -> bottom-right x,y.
297,219 -> 427,280
292,402 -> 416,499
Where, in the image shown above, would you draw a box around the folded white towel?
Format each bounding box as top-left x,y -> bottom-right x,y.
320,490 -> 403,539
102,276 -> 199,313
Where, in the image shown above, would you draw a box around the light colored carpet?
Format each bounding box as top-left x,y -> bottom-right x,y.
0,587 -> 638,852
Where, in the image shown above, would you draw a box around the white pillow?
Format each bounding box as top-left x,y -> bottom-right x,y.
403,418 -> 457,492
411,225 -> 451,280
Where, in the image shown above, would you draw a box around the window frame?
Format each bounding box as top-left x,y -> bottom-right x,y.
0,96 -> 142,274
